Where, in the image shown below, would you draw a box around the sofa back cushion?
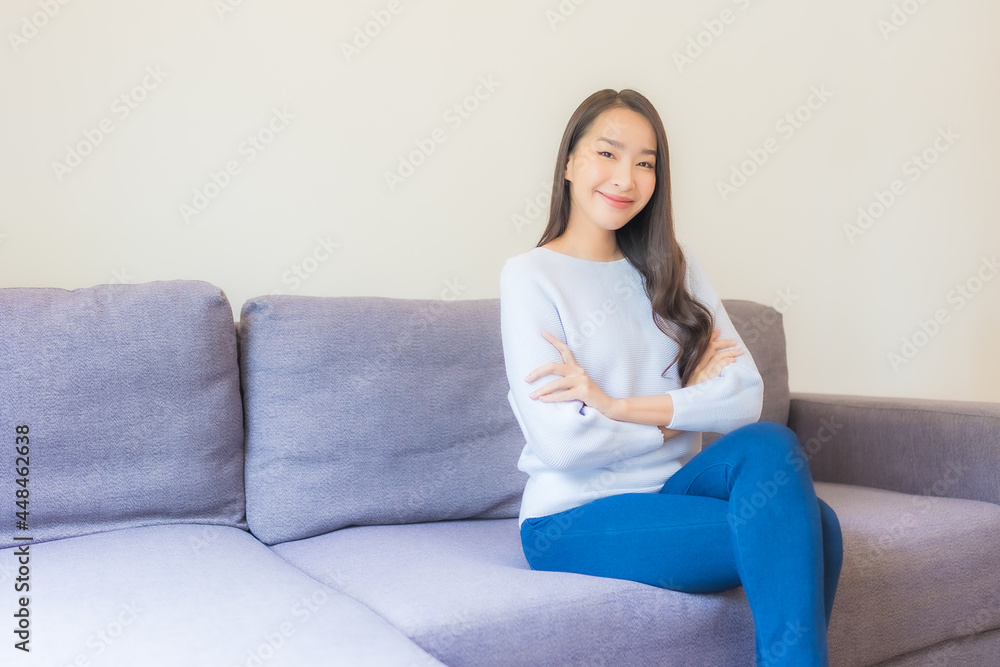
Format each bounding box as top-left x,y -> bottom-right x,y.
239,296 -> 790,545
239,296 -> 528,545
0,280 -> 246,549
703,299 -> 791,446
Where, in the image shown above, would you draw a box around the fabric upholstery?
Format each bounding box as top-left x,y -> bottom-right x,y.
0,280 -> 246,549
269,481 -> 1000,667
239,296 -> 790,544
703,299 -> 790,446
239,295 -> 527,544
0,524 -> 445,667
790,392 -> 1000,505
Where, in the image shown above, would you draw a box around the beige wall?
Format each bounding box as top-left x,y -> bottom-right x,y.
1,0 -> 997,402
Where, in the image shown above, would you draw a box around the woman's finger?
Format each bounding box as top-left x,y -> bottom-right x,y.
529,377 -> 574,400
525,361 -> 573,383
707,349 -> 743,372
710,349 -> 743,364
707,338 -> 738,352
541,330 -> 577,365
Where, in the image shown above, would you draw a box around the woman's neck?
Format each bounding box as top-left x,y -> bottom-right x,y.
543,231 -> 622,262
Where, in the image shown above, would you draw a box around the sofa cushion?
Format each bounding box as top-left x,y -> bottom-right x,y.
271,514 -> 755,666
816,482 -> 1000,665
269,482 -> 1000,667
239,295 -> 788,545
0,524 -> 446,667
239,296 -> 527,544
704,299 -> 790,446
721,299 -> 790,426
0,280 -> 246,549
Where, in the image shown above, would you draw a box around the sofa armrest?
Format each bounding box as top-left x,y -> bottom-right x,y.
787,392 -> 1000,507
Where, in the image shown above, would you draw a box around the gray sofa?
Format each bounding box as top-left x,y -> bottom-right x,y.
1,280 -> 997,667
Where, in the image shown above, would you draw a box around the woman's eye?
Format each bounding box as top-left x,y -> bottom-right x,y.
639,161 -> 655,169
598,151 -> 614,158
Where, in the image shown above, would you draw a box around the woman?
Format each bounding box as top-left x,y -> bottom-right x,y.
499,88 -> 843,666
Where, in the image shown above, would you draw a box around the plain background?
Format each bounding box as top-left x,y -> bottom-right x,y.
1,0 -> 997,402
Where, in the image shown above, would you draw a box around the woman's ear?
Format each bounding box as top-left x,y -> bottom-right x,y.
563,153 -> 574,182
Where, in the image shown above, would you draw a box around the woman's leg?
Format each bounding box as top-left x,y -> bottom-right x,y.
520,421 -> 842,667
658,421 -> 842,665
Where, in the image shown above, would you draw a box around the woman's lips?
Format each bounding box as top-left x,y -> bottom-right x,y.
598,191 -> 632,209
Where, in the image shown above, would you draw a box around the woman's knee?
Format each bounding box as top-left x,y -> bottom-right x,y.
726,421 -> 804,462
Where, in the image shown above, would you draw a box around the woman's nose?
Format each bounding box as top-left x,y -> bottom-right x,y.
611,161 -> 634,190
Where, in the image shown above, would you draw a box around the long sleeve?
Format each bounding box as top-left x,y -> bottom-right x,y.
663,247 -> 764,434
500,260 -> 665,472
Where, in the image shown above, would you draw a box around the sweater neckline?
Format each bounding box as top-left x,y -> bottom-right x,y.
534,246 -> 629,265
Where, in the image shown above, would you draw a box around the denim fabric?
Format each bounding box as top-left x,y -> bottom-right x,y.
520,421 -> 843,667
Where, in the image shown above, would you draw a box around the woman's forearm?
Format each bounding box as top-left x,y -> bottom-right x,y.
613,395 -> 683,440
607,394 -> 684,440
609,393 -> 674,426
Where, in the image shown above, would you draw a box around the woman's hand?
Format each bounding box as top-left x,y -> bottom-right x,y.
685,327 -> 744,388
524,331 -> 619,417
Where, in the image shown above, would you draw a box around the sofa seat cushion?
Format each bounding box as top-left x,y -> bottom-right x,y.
271,517 -> 757,666
814,481 -> 1000,666
0,524 -> 445,667
269,482 -> 1000,667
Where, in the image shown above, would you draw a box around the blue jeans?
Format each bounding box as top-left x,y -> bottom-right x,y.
520,421 -> 843,667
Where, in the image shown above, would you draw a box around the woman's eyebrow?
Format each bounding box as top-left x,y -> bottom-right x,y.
597,136 -> 656,156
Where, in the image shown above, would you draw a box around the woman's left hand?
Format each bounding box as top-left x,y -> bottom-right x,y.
524,331 -> 619,417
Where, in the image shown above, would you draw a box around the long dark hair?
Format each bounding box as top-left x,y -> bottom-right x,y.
537,88 -> 714,387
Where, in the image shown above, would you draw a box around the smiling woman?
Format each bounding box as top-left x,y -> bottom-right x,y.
499,88 -> 844,667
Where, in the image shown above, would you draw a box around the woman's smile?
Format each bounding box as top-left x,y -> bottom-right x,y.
597,191 -> 633,209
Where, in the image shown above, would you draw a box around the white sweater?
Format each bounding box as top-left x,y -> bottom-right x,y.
500,242 -> 764,528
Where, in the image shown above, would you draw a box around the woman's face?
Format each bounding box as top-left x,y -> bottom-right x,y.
563,107 -> 657,234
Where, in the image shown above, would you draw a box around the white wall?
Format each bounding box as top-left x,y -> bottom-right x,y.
1,0 -> 997,402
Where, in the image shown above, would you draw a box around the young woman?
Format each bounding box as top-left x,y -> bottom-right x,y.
499,89 -> 843,666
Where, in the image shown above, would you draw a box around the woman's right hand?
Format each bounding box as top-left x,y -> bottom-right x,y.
684,328 -> 744,388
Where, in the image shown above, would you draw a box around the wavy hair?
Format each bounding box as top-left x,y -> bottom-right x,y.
537,88 -> 714,386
